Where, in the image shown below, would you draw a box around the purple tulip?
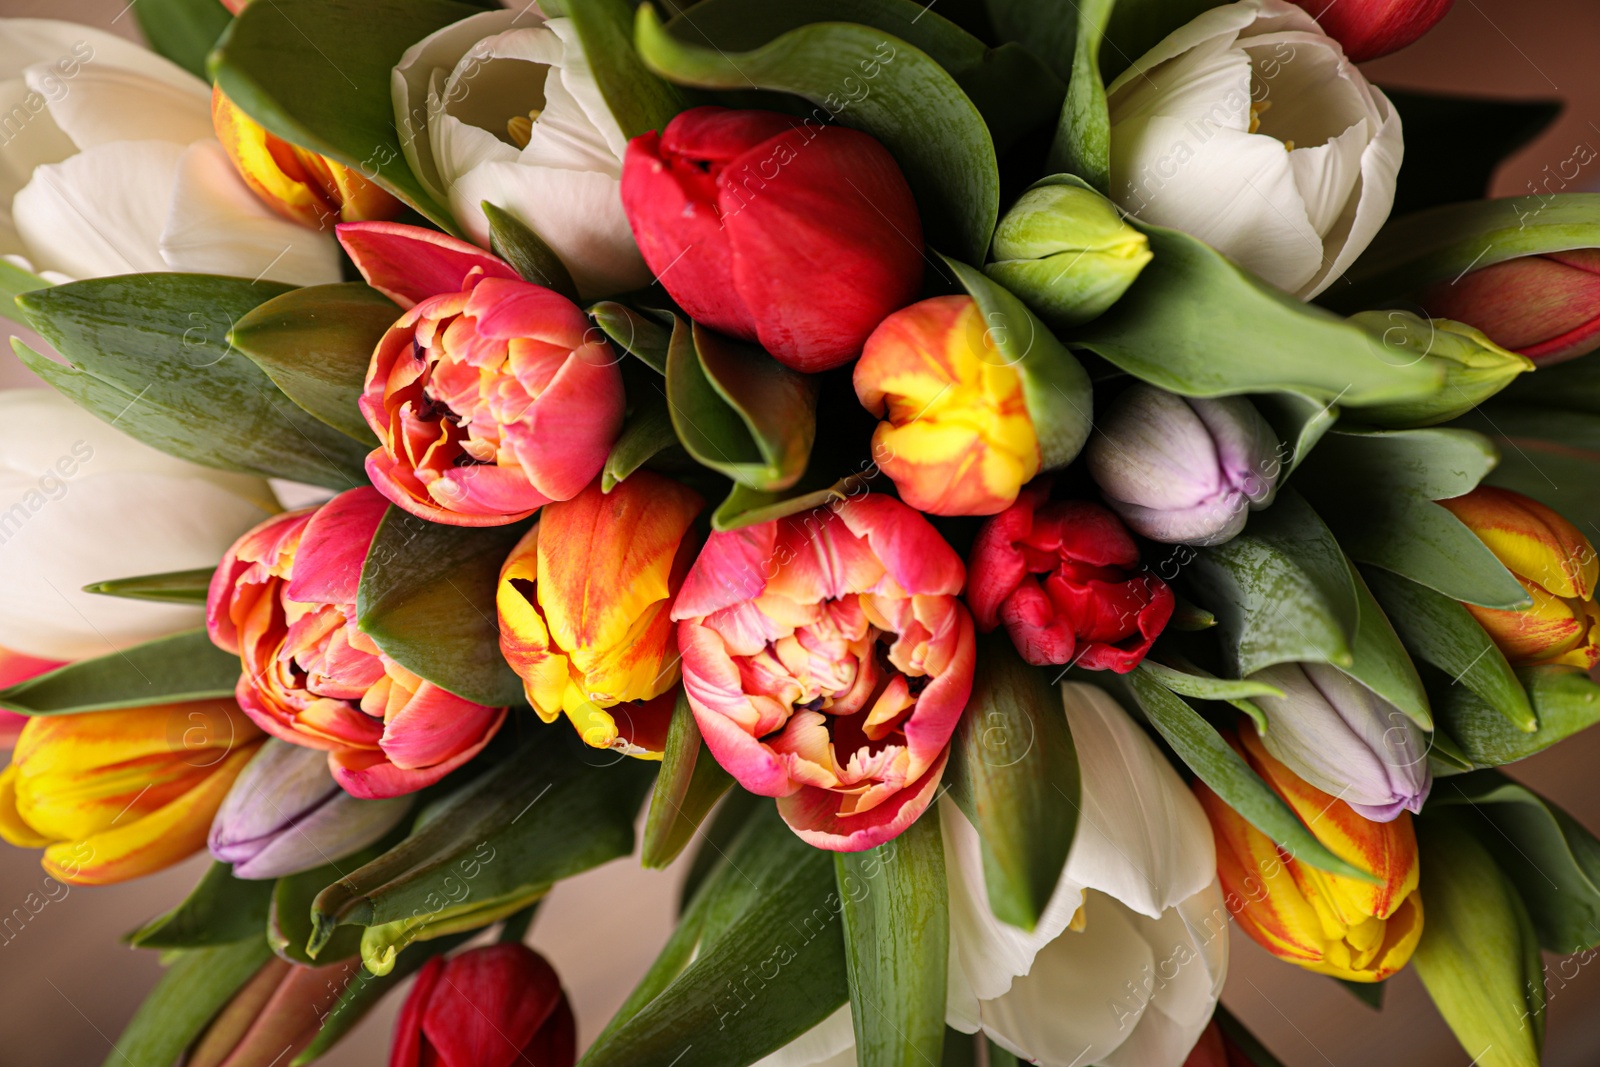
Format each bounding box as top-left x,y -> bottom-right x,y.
209,739 -> 410,879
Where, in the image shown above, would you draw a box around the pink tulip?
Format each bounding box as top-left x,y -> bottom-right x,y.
1289,0 -> 1455,62
671,494 -> 975,851
339,222 -> 625,526
0,647 -> 63,748
207,486 -> 506,798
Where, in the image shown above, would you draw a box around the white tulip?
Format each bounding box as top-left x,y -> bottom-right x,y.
0,19 -> 340,286
1106,0 -> 1402,299
392,7 -> 651,299
0,389 -> 275,660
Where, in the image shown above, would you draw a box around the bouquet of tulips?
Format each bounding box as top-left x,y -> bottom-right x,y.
2,0 -> 1597,1063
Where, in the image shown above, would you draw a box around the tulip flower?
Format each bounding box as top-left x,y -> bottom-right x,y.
672,494 -> 976,851
622,106 -> 924,372
1,19 -> 339,284
1344,312 -> 1530,426
1418,249 -> 1600,366
0,647 -> 63,748
1439,486 -> 1600,668
393,6 -> 650,297
186,957 -> 357,1067
207,486 -> 507,798
0,700 -> 262,885
1248,663 -> 1431,820
1289,0 -> 1456,62
209,739 -> 411,879
497,472 -> 702,757
1198,728 -> 1423,981
391,944 -> 576,1067
853,296 -> 1041,516
0,389 -> 275,660
986,181 -> 1153,327
211,87 -> 402,230
1086,385 -> 1280,545
339,222 -> 625,526
1107,0 -> 1401,299
967,484 -> 1174,672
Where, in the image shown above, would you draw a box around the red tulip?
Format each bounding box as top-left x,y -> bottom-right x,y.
620,106 -> 923,373
0,646 -> 62,748
968,484 -> 1173,672
1289,0 -> 1455,62
1420,249 -> 1600,366
391,944 -> 575,1067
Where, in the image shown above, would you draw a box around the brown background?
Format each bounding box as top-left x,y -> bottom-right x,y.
2,0 -> 1600,1063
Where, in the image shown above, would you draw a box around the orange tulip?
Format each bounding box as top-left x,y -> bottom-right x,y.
0,701 -> 262,885
211,87 -> 402,230
497,473 -> 703,757
1439,485 -> 1600,668
1196,729 -> 1422,982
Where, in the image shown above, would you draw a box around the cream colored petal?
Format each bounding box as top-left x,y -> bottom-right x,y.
547,16 -> 630,161
752,1004 -> 856,1067
13,139 -> 180,276
429,103 -> 520,192
1286,119 -> 1369,238
1106,0 -> 1286,98
0,76 -> 76,219
1302,87 -> 1402,299
0,20 -> 206,95
29,63 -> 210,152
1107,35 -> 1251,131
520,55 -> 621,176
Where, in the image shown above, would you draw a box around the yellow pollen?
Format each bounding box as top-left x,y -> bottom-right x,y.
506,108 -> 543,149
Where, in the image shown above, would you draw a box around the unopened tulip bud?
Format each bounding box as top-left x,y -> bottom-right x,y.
209,739 -> 410,879
1439,485 -> 1600,668
1086,384 -> 1280,545
1346,312 -> 1531,426
391,944 -> 575,1067
986,182 -> 1152,327
1249,663 -> 1431,821
1419,249 -> 1600,366
1289,0 -> 1455,63
187,957 -> 357,1067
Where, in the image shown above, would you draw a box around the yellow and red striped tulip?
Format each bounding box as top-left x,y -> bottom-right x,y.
1439,485 -> 1600,668
854,295 -> 1040,516
211,87 -> 402,231
0,701 -> 262,885
1196,729 -> 1423,982
497,473 -> 703,758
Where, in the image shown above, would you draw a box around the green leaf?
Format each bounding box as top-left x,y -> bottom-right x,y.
1382,90 -> 1561,217
1431,771 -> 1600,954
604,391 -> 679,492
359,883 -> 546,975
710,470 -> 872,532
837,815 -> 948,1067
270,857 -> 375,965
1070,221 -> 1444,405
642,689 -> 734,869
211,0 -> 475,229
105,937 -> 273,1067
549,0 -> 686,137
1364,569 -> 1534,733
1255,391 -> 1337,477
945,633 -> 1078,930
229,282 -> 397,445
1213,1004 -> 1290,1067
665,317 -> 818,491
1439,665 -> 1600,768
134,0 -> 234,80
356,508 -> 527,708
1340,565 -> 1432,731
484,202 -> 581,302
16,276 -> 368,488
589,301 -> 671,374
1047,0 -> 1114,191
0,258 -> 48,325
84,567 -> 216,606
1412,814 -> 1544,1067
986,0 -> 1078,79
581,804 -> 848,1067
1099,0 -> 1227,82
1125,667 -> 1377,882
127,862 -> 274,950
1138,659 -> 1284,703
1449,404 -> 1600,539
680,787 -> 765,910
941,255 -> 1093,470
635,4 -> 999,262
0,629 -> 240,715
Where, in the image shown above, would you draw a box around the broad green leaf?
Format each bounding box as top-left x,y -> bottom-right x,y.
945,633 -> 1078,931
1439,665 -> 1600,768
0,258 -> 47,325
546,0 -> 686,137
1413,814 -> 1544,1067
1364,569 -> 1533,733
711,469 -> 875,532
1070,221 -> 1443,405
1125,668 -> 1376,882
105,937 -> 272,1067
642,689 -> 734,868
16,277 -> 369,488
1455,408 -> 1600,539
484,202 -> 581,302
1338,565 -> 1432,730
1432,771 -> 1600,954
127,862 -> 274,950
1099,0 -> 1227,82
604,392 -> 678,492
837,815 -> 948,1067
0,629 -> 240,715
1382,90 -> 1561,217
1255,391 -> 1337,478
589,301 -> 671,374
665,317 -> 818,491
356,507 -> 527,707
986,0 -> 1078,78
270,851 -> 385,965
210,0 -> 474,229
1047,0 -> 1114,190
635,5 -> 999,262
359,883 -> 545,975
679,787 -> 764,910
134,0 -> 234,80
1138,659 -> 1284,703
84,567 -> 216,606
230,282 -> 397,445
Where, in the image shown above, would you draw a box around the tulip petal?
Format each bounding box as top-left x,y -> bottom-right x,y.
283,487 -> 389,606
418,944 -> 564,1067
753,1004 -> 856,1067
13,138 -> 180,276
778,745 -> 948,851
337,219 -> 520,308
836,495 -> 966,598
31,63 -> 211,152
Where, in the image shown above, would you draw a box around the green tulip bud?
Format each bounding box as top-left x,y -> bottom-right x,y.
1344,311 -> 1533,427
986,180 -> 1153,328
